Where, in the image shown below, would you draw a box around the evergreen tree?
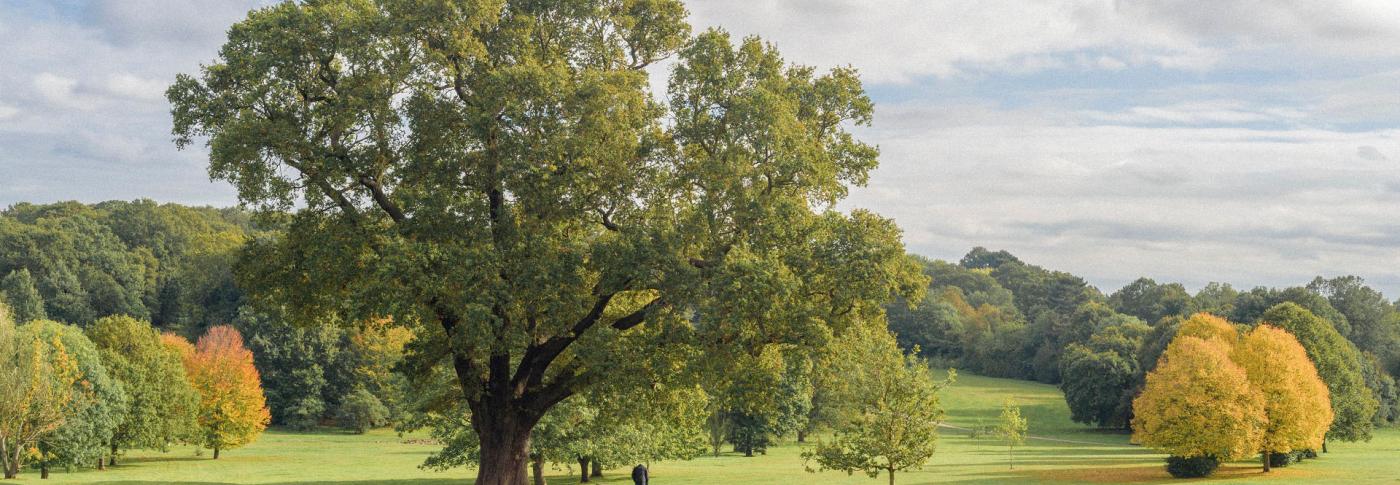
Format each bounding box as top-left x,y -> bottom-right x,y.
1,269 -> 46,324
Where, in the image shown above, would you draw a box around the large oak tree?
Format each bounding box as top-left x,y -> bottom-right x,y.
169,1 -> 922,483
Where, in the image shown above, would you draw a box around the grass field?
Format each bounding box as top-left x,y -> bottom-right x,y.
18,372 -> 1400,484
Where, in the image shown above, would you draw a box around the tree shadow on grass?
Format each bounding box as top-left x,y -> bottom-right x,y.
108,455 -> 209,465
924,462 -> 1320,485
78,481 -> 464,485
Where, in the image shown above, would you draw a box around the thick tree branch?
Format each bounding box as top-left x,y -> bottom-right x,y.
611,297 -> 663,331
358,174 -> 406,222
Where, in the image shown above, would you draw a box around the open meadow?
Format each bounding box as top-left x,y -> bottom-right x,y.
20,372 -> 1400,485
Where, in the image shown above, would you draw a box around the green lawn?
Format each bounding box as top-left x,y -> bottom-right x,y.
19,372 -> 1400,484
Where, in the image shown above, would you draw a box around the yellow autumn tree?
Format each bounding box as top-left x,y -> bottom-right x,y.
1132,336 -> 1265,477
0,305 -> 84,479
179,326 -> 270,459
1176,313 -> 1239,346
1232,325 -> 1333,472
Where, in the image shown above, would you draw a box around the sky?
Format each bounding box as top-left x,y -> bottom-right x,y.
3,1 -> 1400,296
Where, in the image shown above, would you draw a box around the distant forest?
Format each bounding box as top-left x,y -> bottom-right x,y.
3,200 -> 1396,432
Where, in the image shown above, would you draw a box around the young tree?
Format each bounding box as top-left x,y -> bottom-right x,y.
169,2 -> 924,482
86,315 -> 198,465
803,342 -> 951,485
22,320 -> 128,476
181,326 -> 271,459
1232,325 -> 1333,472
998,399 -> 1027,469
1260,303 -> 1377,449
0,306 -> 84,479
1133,336 -> 1265,477
1,269 -> 47,324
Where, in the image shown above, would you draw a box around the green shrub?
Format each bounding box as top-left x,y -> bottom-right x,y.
1268,451 -> 1297,468
335,388 -> 389,434
1165,455 -> 1220,478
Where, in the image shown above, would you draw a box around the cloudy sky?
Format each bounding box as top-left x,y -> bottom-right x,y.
3,1 -> 1400,296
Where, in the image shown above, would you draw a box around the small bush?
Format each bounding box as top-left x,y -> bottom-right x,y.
1166,455 -> 1220,478
336,388 -> 390,434
1268,451 -> 1296,468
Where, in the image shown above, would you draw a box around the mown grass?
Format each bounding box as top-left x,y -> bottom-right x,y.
19,371 -> 1400,484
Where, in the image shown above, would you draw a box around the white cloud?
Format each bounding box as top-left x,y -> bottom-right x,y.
86,0 -> 276,47
686,0 -> 1400,83
1080,101 -> 1308,126
0,102 -> 17,120
106,73 -> 168,101
32,73 -> 82,108
843,99 -> 1400,293
1358,145 -> 1388,161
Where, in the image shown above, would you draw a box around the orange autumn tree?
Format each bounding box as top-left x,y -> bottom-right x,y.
1232,325 -> 1333,472
179,326 -> 270,459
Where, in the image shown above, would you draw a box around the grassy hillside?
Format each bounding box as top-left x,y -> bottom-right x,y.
21,371 -> 1400,484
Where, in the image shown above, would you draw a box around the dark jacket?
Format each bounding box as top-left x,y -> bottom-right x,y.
631,464 -> 649,485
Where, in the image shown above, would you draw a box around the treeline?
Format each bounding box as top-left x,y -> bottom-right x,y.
889,247 -> 1400,433
0,201 -> 406,436
0,200 -> 256,332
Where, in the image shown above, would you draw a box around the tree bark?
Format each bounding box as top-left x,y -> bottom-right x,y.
39,443 -> 48,479
97,456 -> 105,471
473,405 -> 538,485
887,466 -> 896,485
1322,440 -> 1328,453
1262,452 -> 1271,472
109,444 -> 118,467
577,457 -> 590,483
531,455 -> 546,485
590,459 -> 601,478
796,430 -> 806,443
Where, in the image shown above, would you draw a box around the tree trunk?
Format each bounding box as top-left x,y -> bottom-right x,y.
2,447 -> 16,480
39,442 -> 48,479
1262,452 -> 1271,472
97,456 -> 105,471
109,444 -> 118,467
577,457 -> 590,483
531,456 -> 546,485
590,459 -> 601,478
473,405 -> 538,485
214,447 -> 220,460
887,466 -> 896,485
1322,440 -> 1328,453
797,430 -> 806,443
